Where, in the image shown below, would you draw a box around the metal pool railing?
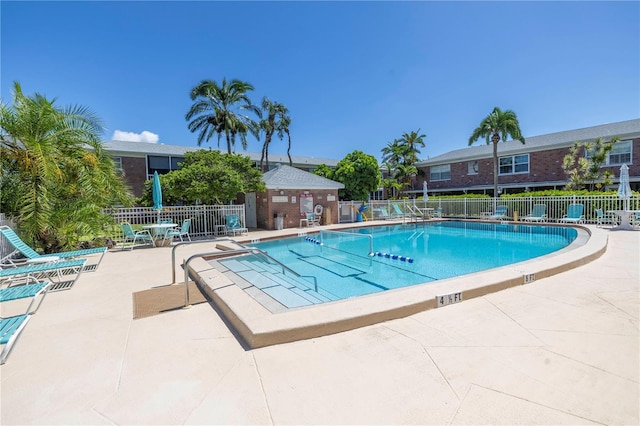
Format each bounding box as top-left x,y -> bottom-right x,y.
181,246 -> 318,307
319,229 -> 374,255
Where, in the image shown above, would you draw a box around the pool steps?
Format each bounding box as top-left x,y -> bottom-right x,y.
207,255 -> 338,311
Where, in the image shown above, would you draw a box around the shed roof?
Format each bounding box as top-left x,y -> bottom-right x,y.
262,165 -> 344,190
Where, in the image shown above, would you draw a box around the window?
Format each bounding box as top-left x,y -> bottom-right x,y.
112,156 -> 122,173
499,154 -> 529,175
585,140 -> 632,166
430,164 -> 451,181
609,140 -> 632,165
147,155 -> 184,178
468,160 -> 478,175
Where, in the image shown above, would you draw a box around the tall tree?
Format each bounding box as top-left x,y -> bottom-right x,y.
0,82 -> 133,252
185,78 -> 259,154
258,98 -> 290,172
281,115 -> 293,166
468,107 -> 525,197
397,129 -> 426,164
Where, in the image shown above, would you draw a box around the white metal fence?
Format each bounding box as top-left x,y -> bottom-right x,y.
102,204 -> 246,239
338,195 -> 640,224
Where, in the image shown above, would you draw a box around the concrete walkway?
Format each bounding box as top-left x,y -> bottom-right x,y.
1,225 -> 638,425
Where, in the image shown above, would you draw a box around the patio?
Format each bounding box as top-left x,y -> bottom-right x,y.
1,224 -> 638,425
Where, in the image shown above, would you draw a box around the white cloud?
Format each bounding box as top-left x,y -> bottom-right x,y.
112,130 -> 159,143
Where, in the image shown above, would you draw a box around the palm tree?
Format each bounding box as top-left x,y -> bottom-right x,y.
281,115 -> 293,166
0,82 -> 133,252
258,98 -> 290,172
468,107 -> 525,197
185,78 -> 260,154
397,129 -> 426,165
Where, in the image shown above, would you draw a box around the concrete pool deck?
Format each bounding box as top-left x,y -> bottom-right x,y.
1,222 -> 638,425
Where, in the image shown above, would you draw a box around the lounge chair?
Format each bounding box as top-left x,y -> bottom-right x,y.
486,205 -> 508,220
595,208 -> 616,228
523,204 -> 547,222
392,203 -> 411,219
432,207 -> 443,218
120,222 -> 154,250
378,207 -> 392,220
0,258 -> 87,291
0,226 -> 107,272
0,278 -> 51,315
225,215 -> 248,236
166,219 -> 192,242
1,314 -> 31,364
559,204 -> 584,224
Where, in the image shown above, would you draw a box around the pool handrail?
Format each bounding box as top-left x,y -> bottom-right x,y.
181,247 -> 318,308
172,238 -> 243,283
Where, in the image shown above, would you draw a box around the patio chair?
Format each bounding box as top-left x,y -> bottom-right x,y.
595,208 -> 616,228
120,222 -> 154,250
166,219 -> 192,242
559,204 -> 585,224
487,205 -> 508,220
0,278 -> 51,315
392,203 -> 411,218
523,204 -> 547,222
225,215 -> 248,236
0,258 -> 87,292
0,226 -> 107,272
432,207 -> 443,218
1,314 -> 31,364
378,207 -> 392,220
306,212 -> 320,227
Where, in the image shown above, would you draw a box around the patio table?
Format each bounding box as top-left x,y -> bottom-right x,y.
143,223 -> 177,246
607,210 -> 640,231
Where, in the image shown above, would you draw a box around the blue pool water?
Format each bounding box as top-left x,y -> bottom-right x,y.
220,221 -> 578,303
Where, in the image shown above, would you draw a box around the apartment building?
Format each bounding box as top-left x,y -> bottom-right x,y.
103,140 -> 338,197
415,119 -> 640,196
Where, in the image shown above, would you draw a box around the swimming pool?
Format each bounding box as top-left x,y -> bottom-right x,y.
216,221 -> 577,306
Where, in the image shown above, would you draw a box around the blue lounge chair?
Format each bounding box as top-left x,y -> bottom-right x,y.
392,203 -> 410,218
0,258 -> 87,292
559,204 -> 585,224
377,207 -> 392,220
0,279 -> 51,315
225,215 -> 248,236
120,222 -> 154,250
1,314 -> 31,364
166,219 -> 192,242
0,225 -> 106,272
523,204 -> 547,222
487,205 -> 508,220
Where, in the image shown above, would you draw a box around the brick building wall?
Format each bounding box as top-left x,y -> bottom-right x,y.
422,138 -> 640,193
257,189 -> 340,230
121,157 -> 147,197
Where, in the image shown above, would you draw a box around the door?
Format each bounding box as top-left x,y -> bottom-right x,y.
245,192 -> 257,228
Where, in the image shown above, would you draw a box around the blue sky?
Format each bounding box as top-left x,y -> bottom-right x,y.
2,1 -> 638,162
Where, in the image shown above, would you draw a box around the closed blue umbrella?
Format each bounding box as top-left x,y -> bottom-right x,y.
152,171 -> 163,222
617,164 -> 632,211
